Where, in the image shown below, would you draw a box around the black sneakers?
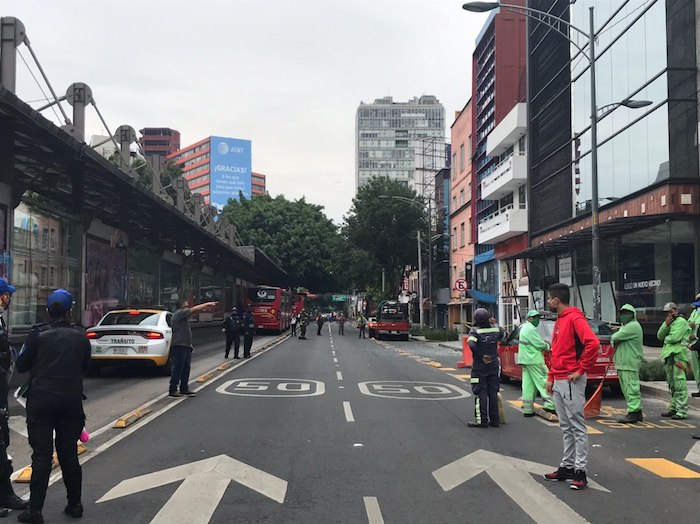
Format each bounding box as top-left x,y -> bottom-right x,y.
181,390 -> 197,397
0,494 -> 29,510
17,510 -> 44,523
544,466 -> 574,482
467,421 -> 489,428
570,469 -> 588,490
64,503 -> 84,518
617,411 -> 643,424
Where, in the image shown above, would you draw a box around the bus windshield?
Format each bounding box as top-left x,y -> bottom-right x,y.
247,288 -> 278,303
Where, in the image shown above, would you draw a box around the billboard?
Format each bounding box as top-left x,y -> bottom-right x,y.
209,136 -> 252,209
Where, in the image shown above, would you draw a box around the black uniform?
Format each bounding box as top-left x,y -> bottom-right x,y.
223,313 -> 241,358
0,313 -> 19,507
16,321 -> 91,513
242,311 -> 255,358
467,325 -> 504,427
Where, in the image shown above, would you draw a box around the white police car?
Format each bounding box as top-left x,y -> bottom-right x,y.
86,309 -> 173,375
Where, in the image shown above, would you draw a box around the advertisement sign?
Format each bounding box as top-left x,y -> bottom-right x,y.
209,136 -> 252,210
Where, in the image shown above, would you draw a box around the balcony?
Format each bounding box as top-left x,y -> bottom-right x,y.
478,203 -> 527,244
486,102 -> 527,157
480,152 -> 527,200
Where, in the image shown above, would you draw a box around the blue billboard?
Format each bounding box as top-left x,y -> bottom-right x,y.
209,136 -> 252,209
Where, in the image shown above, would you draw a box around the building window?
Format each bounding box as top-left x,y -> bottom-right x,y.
460,144 -> 465,173
459,189 -> 465,206
467,134 -> 472,162
452,227 -> 457,250
460,222 -> 465,247
452,194 -> 456,210
452,153 -> 457,179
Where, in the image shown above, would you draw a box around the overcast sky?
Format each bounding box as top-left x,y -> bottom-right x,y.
5,1 -> 489,224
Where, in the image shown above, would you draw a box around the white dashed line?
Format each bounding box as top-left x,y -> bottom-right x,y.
343,401 -> 355,422
333,358 -> 339,363
336,371 -> 343,380
364,497 -> 385,524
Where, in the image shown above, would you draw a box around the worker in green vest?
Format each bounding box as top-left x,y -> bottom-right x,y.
519,310 -> 556,416
610,304 -> 645,423
687,295 -> 700,398
657,302 -> 691,419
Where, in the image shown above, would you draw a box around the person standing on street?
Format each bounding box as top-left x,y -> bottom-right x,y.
611,304 -> 645,423
357,314 -> 367,339
15,289 -> 90,523
519,310 -> 556,417
222,307 -> 241,359
687,294 -> 700,398
242,306 -> 255,358
657,302 -> 691,419
467,308 -> 505,428
298,309 -> 309,339
316,313 -> 325,336
290,314 -> 298,337
169,299 -> 218,398
338,312 -> 345,335
0,279 -> 30,517
543,283 -> 600,490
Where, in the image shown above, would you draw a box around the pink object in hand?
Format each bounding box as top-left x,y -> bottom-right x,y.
79,430 -> 90,443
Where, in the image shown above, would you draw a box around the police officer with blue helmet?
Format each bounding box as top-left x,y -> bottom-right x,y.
0,278 -> 30,516
467,308 -> 506,428
16,289 -> 91,523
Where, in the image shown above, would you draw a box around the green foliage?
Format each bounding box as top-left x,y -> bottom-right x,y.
410,326 -> 459,341
639,359 -> 666,381
222,194 -> 341,292
343,177 -> 427,294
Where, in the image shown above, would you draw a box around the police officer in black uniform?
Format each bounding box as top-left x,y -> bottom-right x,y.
16,289 -> 91,523
467,308 -> 505,428
0,278 -> 30,517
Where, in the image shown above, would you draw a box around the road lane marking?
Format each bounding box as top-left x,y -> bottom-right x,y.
343,402 -> 355,422
626,458 -> 700,478
363,497 -> 385,524
333,358 -> 339,363
359,381 -> 470,400
337,371 -> 343,381
686,441 -> 700,468
450,374 -> 471,380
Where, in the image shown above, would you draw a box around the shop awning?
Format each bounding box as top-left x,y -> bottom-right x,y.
467,288 -> 498,304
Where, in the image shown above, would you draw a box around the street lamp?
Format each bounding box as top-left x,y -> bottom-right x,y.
463,1 -> 652,321
379,194 -> 432,327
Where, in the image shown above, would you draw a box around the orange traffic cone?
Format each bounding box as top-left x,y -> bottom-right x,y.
457,335 -> 473,368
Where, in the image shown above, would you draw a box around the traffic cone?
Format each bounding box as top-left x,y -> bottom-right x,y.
457,335 -> 473,368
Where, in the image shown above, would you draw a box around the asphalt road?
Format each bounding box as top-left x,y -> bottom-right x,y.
14,325 -> 700,523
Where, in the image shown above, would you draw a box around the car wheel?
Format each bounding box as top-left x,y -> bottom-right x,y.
499,373 -> 511,384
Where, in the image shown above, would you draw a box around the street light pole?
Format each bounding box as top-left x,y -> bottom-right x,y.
417,230 -> 425,328
463,1 -> 652,322
427,196 -> 432,327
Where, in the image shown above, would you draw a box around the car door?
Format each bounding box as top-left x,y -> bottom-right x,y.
164,313 -> 173,348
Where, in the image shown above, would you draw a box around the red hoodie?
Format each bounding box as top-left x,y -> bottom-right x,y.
548,306 -> 600,381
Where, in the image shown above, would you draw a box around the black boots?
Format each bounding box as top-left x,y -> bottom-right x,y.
617,411 -> 643,424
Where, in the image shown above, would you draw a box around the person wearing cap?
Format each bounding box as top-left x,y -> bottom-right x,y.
657,302 -> 691,420
610,304 -> 645,423
222,307 -> 241,359
518,310 -> 556,417
686,293 -> 700,398
0,278 -> 30,516
15,289 -> 91,523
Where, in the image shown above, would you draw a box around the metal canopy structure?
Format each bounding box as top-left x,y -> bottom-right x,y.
0,85 -> 288,286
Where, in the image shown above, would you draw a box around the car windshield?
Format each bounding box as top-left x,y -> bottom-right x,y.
100,312 -> 161,326
536,318 -> 612,342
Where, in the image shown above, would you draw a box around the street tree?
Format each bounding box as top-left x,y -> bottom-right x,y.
343,177 -> 427,295
222,194 -> 341,292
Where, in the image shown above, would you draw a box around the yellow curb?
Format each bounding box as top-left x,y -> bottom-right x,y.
16,442 -> 88,483
428,361 -> 442,368
451,374 -> 471,380
217,362 -> 232,371
440,367 -> 457,371
196,370 -> 217,383
113,406 -> 152,428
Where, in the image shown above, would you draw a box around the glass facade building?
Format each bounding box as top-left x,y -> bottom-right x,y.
525,0 -> 699,332
355,96 -> 445,190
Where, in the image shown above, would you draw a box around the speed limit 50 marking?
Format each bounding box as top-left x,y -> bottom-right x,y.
358,381 -> 471,400
216,378 -> 325,397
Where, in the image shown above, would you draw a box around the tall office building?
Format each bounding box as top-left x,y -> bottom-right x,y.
139,128 -> 181,158
167,136 -> 252,209
355,95 -> 445,191
251,172 -> 266,196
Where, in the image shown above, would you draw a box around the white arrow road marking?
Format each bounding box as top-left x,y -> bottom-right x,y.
363,497 -> 385,524
685,441 -> 700,468
97,454 -> 287,524
433,450 -> 609,524
9,416 -> 28,439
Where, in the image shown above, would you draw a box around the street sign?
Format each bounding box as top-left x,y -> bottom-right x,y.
332,294 -> 347,302
454,279 -> 468,292
97,454 -> 288,523
433,450 -> 608,523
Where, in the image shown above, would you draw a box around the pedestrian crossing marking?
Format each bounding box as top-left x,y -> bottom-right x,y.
626,458 -> 700,478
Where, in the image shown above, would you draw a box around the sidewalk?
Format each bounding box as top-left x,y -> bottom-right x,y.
432,338 -> 700,410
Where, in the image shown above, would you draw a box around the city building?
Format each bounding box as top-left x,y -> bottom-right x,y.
471,1 -> 527,322
167,136 -> 252,209
252,172 -> 266,196
433,167 -> 452,328
448,100 -> 475,330
355,95 -> 445,191
516,0 -> 699,336
139,127 -> 181,158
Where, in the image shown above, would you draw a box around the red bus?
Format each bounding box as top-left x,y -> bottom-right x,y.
292,292 -> 305,317
376,300 -> 410,341
244,286 -> 292,333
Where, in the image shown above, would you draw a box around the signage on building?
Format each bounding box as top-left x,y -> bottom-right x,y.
209,136 -> 252,210
623,279 -> 661,291
559,256 -> 572,286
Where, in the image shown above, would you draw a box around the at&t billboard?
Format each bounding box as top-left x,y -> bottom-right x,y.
209,136 -> 252,209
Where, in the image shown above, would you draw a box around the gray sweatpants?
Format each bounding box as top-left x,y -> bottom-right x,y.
552,375 -> 588,471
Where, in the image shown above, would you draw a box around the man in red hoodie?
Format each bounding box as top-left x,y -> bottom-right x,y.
543,283 -> 599,490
